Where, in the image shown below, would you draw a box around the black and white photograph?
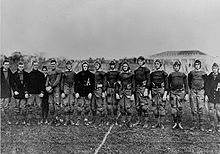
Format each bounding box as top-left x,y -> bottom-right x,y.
1,0 -> 220,153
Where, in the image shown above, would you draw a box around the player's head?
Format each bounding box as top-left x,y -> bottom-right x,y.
122,61 -> 130,72
42,66 -> 48,74
212,63 -> 219,74
154,59 -> 162,70
66,60 -> 72,70
94,61 -> 101,70
50,59 -> 57,70
2,59 -> 10,70
173,60 -> 181,72
194,60 -> 201,70
109,60 -> 116,70
32,61 -> 39,70
18,61 -> 24,71
82,61 -> 89,71
137,56 -> 145,66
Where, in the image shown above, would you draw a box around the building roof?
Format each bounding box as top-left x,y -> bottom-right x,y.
149,50 -> 207,58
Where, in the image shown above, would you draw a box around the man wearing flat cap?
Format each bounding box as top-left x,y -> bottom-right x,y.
205,63 -> 220,132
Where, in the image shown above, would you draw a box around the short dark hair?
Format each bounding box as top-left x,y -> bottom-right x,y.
32,60 -> 38,65
18,61 -> 24,65
51,59 -> 57,64
3,59 -> 10,64
42,66 -> 48,71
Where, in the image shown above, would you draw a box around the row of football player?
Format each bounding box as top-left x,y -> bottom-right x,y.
1,57 -> 220,131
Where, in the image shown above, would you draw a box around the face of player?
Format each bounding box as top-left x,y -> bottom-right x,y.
173,65 -> 180,72
18,64 -> 24,72
51,62 -> 56,70
95,63 -> 101,70
33,62 -> 39,70
82,63 -> 88,71
110,64 -> 115,70
154,62 -> 161,70
194,63 -> 201,70
42,69 -> 47,75
138,59 -> 144,66
212,66 -> 219,74
3,62 -> 10,70
122,63 -> 129,72
66,64 -> 72,70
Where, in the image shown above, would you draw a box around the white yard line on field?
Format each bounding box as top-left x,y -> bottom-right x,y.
94,124 -> 114,154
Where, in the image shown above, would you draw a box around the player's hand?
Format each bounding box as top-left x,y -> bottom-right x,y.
144,89 -> 148,97
162,94 -> 167,101
61,93 -> 66,99
116,93 -> 120,100
102,92 -> 106,98
25,94 -> 29,99
39,93 -> 44,98
75,93 -> 80,99
166,94 -> 170,101
88,93 -> 92,99
14,91 -> 19,95
148,93 -> 152,100
130,94 -> 134,101
184,94 -> 189,101
46,86 -> 52,92
205,95 -> 209,102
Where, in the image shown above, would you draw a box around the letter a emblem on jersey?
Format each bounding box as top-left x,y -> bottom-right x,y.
86,78 -> 91,86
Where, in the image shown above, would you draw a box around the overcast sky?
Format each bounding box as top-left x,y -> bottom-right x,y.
1,0 -> 220,59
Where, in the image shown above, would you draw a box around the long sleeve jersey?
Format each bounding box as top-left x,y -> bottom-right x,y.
168,71 -> 188,93
116,71 -> 135,93
94,70 -> 106,91
75,70 -> 95,97
28,69 -> 45,94
188,70 -> 207,90
46,69 -> 62,88
61,69 -> 76,92
106,70 -> 119,88
150,70 -> 168,91
134,66 -> 151,89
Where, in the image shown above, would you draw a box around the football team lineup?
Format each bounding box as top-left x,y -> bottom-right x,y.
1,56 -> 220,153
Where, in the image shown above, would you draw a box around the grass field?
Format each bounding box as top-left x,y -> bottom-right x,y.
1,99 -> 220,154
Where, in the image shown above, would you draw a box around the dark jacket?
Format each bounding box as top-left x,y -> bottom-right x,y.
0,67 -> 13,98
75,70 -> 95,97
205,72 -> 220,103
12,70 -> 29,99
28,69 -> 45,94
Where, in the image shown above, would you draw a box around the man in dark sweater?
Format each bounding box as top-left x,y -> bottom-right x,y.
12,61 -> 29,125
205,63 -> 220,132
116,61 -> 135,128
150,59 -> 168,129
105,61 -> 119,125
26,61 -> 45,125
74,62 -> 95,126
134,56 -> 151,128
1,59 -> 13,124
168,60 -> 188,129
188,60 -> 207,131
61,60 -> 76,126
91,61 -> 106,126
